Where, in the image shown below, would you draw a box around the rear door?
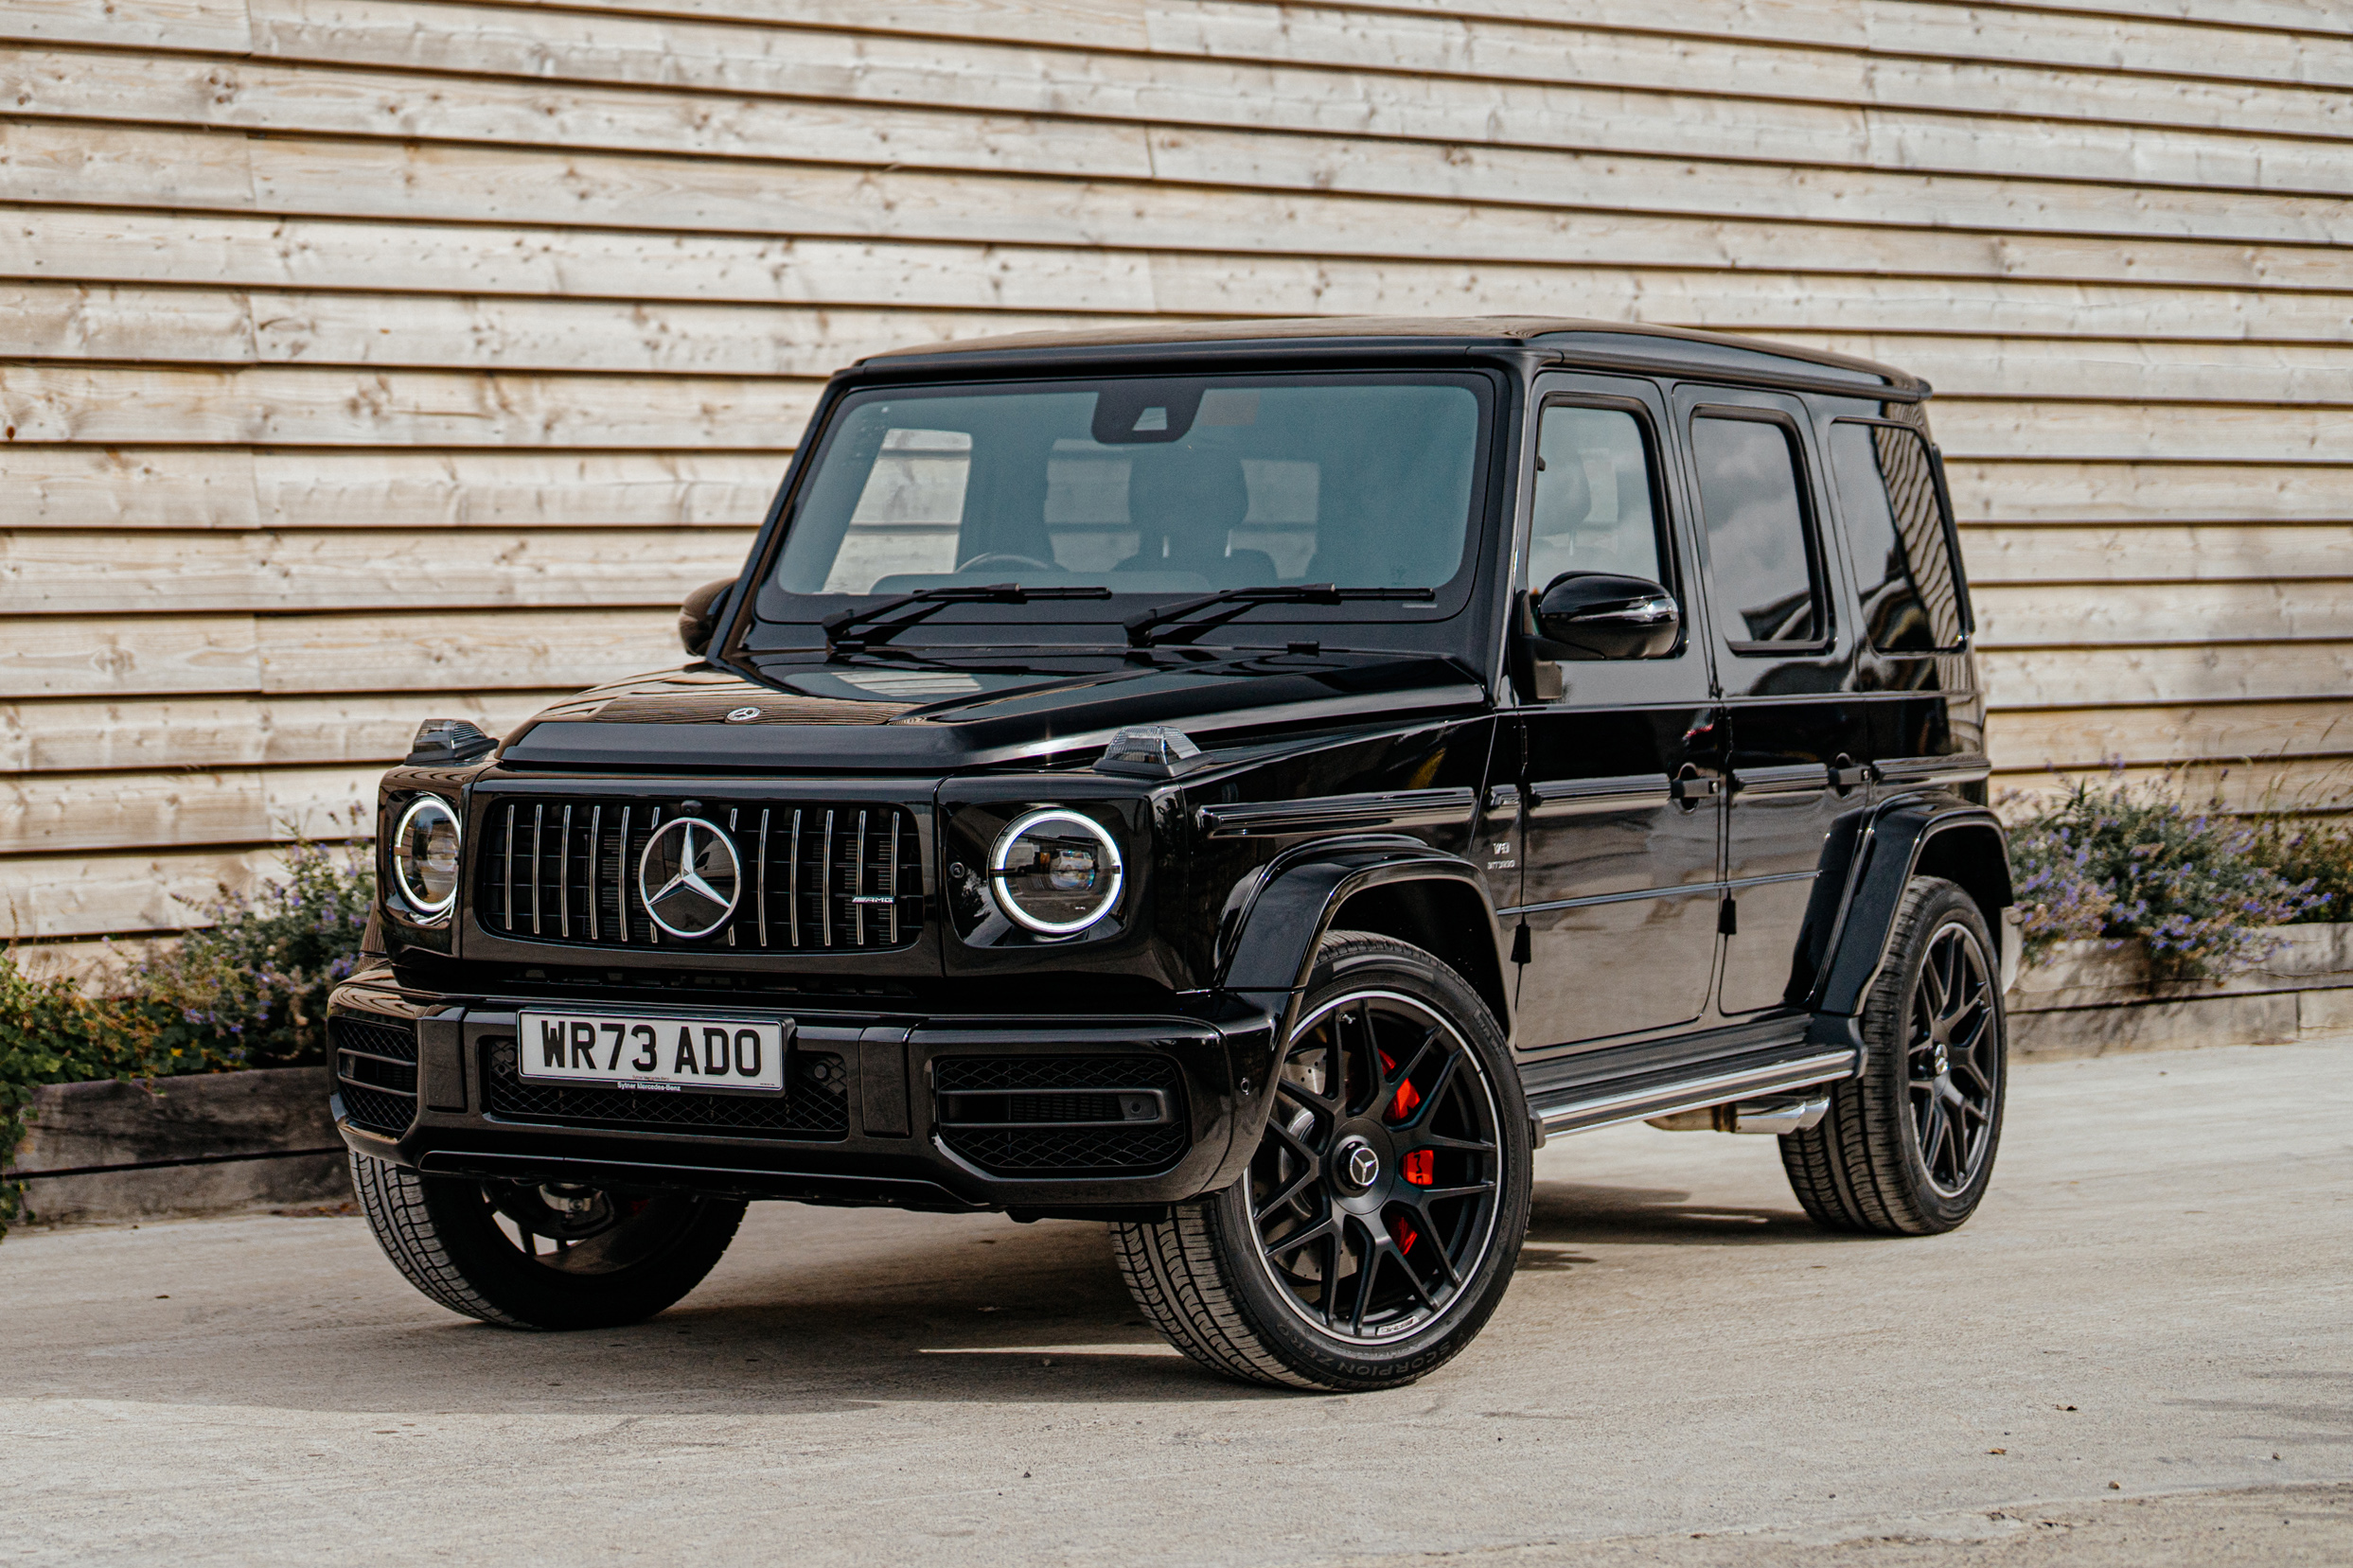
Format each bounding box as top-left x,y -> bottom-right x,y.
1512,373 -> 1725,1050
1673,385 -> 1860,1017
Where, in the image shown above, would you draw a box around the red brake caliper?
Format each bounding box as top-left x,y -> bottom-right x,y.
1379,1051 -> 1435,1256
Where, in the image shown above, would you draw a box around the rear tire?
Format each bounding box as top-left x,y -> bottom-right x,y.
1111,931 -> 1531,1391
1780,876 -> 2007,1236
350,1153 -> 745,1329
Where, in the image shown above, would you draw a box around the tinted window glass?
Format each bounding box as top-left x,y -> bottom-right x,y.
772,376 -> 1484,597
1830,422 -> 1964,652
1691,414 -> 1823,645
1528,405 -> 1664,592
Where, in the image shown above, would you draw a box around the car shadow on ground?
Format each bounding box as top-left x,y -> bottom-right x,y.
21,1175 -> 1854,1418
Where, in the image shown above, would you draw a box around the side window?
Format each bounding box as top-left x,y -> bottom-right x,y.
1690,414 -> 1826,648
1528,405 -> 1666,592
1829,422 -> 1966,652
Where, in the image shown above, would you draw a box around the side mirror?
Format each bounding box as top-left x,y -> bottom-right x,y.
679,576 -> 737,658
1532,573 -> 1681,660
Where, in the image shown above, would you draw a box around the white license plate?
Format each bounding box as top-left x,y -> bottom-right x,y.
518,1013 -> 790,1095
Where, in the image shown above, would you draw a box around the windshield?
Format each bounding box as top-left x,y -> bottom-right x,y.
762,373 -> 1491,636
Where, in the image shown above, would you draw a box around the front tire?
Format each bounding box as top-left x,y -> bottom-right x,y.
351,1153 -> 746,1329
1780,876 -> 2007,1235
1112,932 -> 1531,1391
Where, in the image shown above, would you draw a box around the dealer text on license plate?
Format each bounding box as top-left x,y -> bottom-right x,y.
518,1013 -> 790,1094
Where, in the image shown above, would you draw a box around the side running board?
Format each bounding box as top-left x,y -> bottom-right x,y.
1528,1050 -> 1858,1138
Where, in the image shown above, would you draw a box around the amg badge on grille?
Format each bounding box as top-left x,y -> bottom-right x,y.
636,817 -> 742,938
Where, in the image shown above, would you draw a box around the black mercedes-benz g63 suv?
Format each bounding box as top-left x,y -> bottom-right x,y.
332,317 -> 2014,1392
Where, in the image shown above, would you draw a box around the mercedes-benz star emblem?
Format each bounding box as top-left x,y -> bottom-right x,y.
1336,1136 -> 1381,1192
724,706 -> 762,723
636,817 -> 742,939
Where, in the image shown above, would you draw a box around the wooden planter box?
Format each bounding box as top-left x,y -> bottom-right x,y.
5,1066 -> 349,1227
2008,922 -> 2353,1058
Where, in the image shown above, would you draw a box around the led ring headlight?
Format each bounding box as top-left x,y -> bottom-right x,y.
988,808 -> 1123,936
391,796 -> 463,917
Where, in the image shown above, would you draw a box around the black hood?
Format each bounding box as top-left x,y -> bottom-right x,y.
497,652 -> 1489,772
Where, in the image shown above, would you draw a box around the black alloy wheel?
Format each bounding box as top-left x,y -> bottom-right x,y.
1110,931 -> 1531,1391
1908,920 -> 1999,1196
1253,990 -> 1505,1342
351,1154 -> 745,1329
1780,876 -> 2008,1235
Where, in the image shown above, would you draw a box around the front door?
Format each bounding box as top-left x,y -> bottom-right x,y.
1512,375 -> 1725,1050
1673,385 -> 1859,1016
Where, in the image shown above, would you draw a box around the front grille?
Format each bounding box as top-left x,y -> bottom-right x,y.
934,1056 -> 1189,1176
483,1037 -> 849,1140
475,797 -> 922,954
333,1014 -> 417,1136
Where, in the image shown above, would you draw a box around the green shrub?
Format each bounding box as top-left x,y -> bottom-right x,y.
0,833 -> 375,1239
0,950 -> 167,1236
131,836 -> 376,1070
2005,774 -> 2322,982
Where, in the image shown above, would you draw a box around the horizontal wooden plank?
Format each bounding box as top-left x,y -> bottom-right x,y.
19,119 -> 2353,288
1945,462 -> 2353,524
1974,581 -> 2353,648
207,0 -> 2353,189
239,0 -> 2353,141
1140,0 -> 2353,126
0,0 -> 249,51
0,691 -> 567,773
1768,336 -> 2353,407
24,288 -> 2353,397
17,203 -> 2353,308
5,448 -> 787,530
0,45 -> 1153,182
2,527 -> 756,614
1990,757 -> 2353,817
0,609 -> 684,698
19,62 -> 2353,255
1,285 -> 1147,375
1989,699 -> 2353,775
1931,401 -> 2353,465
1961,524 -> 2353,584
2,935 -> 178,987
0,364 -> 824,447
507,0 -> 1154,52
0,846 -> 293,939
0,764 -> 379,855
1977,642 -> 2353,708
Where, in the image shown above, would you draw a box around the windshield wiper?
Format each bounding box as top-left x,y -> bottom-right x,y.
822,583 -> 1112,658
1123,584 -> 1436,648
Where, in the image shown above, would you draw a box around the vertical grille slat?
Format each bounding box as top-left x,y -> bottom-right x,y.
476,797 -> 922,954
755,807 -> 770,948
588,804 -> 603,943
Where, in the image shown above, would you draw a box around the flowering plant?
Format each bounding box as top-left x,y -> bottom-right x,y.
2005,773 -> 2322,980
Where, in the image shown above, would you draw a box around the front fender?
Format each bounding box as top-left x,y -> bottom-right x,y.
1213,835 -> 1513,1040
1809,795 -> 2014,1019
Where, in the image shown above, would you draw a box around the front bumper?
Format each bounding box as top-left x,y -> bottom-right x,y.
327,973 -> 1281,1214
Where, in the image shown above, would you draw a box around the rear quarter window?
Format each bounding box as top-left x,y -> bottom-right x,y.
1827,422 -> 1967,653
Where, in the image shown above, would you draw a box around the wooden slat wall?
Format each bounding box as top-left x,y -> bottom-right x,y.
7,0 -> 2351,955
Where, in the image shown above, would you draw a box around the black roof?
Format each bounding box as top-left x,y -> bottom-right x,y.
859,315 -> 1929,397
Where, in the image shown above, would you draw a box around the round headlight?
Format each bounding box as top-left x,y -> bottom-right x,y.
391,796 -> 462,917
988,808 -> 1123,936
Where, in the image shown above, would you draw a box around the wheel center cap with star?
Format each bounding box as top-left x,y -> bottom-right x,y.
637,817 -> 742,938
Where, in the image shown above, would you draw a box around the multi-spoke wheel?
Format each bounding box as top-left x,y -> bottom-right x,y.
1111,931 -> 1531,1391
1781,876 -> 2008,1235
350,1154 -> 745,1329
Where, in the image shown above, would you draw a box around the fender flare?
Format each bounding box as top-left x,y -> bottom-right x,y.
1808,795 -> 2014,1019
1212,835 -> 1514,1044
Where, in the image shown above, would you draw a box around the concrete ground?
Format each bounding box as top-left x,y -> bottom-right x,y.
2,1038 -> 2346,1567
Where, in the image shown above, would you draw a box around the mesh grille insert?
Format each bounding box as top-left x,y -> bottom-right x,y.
484,1038 -> 849,1140
933,1056 -> 1188,1176
331,1014 -> 418,1136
